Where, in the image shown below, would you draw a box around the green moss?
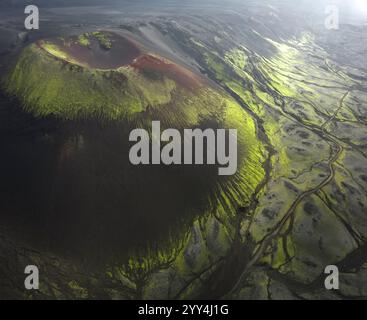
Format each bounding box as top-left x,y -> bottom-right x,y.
4,44 -> 177,120
78,33 -> 90,47
92,31 -> 112,50
3,36 -> 269,297
204,52 -> 228,82
68,280 -> 88,299
224,48 -> 248,70
41,41 -> 81,65
272,238 -> 287,268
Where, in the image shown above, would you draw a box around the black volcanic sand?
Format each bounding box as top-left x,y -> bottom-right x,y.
47,32 -> 142,70
0,93 -> 227,266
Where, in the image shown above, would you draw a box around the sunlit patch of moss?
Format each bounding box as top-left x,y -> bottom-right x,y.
255,89 -> 275,107
68,280 -> 88,299
92,31 -> 112,50
268,76 -> 296,98
118,231 -> 190,293
227,82 -> 265,116
204,52 -> 228,82
78,33 -> 90,47
122,67 -> 176,106
224,98 -> 266,194
225,47 -> 248,70
264,36 -> 299,59
272,238 -> 286,269
40,41 -> 83,66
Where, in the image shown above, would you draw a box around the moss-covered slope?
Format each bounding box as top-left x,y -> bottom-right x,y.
4,33 -> 179,119
1,32 -> 268,299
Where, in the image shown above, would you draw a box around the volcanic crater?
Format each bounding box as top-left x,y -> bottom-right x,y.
38,31 -> 202,91
2,30 -> 263,266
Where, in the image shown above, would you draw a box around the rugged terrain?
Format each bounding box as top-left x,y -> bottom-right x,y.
0,0 -> 367,299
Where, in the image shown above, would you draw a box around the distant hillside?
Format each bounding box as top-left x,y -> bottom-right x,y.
0,0 -> 206,8
0,0 -> 127,7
